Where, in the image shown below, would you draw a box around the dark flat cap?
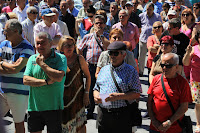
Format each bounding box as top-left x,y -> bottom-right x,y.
107,41 -> 127,51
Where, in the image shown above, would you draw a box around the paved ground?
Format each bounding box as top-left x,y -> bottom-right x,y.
2,66 -> 197,133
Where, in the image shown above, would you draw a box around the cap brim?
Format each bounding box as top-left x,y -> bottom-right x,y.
44,13 -> 56,16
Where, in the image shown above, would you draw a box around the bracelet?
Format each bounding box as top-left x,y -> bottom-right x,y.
85,91 -> 89,94
45,79 -> 48,85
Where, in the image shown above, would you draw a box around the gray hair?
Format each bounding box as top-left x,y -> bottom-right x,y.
146,2 -> 154,9
110,2 -> 118,7
164,53 -> 179,65
168,18 -> 181,29
119,9 -> 129,16
36,32 -> 52,42
50,7 -> 59,15
94,15 -> 106,24
26,6 -> 37,14
6,19 -> 22,34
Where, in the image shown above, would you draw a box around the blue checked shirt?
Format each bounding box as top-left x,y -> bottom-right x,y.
93,62 -> 142,109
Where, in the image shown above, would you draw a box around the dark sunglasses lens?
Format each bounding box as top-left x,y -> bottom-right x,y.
160,64 -> 174,68
31,11 -> 38,14
88,15 -> 93,18
108,51 -> 119,56
182,13 -> 189,17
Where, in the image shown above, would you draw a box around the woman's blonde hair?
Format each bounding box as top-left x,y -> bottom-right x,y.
181,8 -> 195,24
109,28 -> 124,39
57,35 -> 75,52
7,12 -> 18,19
152,21 -> 163,34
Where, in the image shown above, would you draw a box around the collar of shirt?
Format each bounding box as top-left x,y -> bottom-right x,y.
26,18 -> 36,25
41,21 -> 53,28
15,5 -> 28,13
111,61 -> 126,71
120,21 -> 131,28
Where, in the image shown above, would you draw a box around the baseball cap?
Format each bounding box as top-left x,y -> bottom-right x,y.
41,8 -> 56,17
167,9 -> 177,16
125,1 -> 133,6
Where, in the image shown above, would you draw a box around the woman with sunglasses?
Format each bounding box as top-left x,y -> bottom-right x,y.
180,8 -> 196,80
183,30 -> 200,133
160,3 -> 170,23
149,35 -> 175,84
180,8 -> 196,39
79,5 -> 96,39
146,21 -> 163,84
193,2 -> 200,22
57,35 -> 91,133
95,28 -> 137,78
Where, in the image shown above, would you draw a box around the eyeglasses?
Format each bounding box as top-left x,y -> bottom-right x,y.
160,63 -> 176,68
182,13 -> 190,17
161,43 -> 170,46
95,22 -> 104,25
63,44 -> 74,48
153,25 -> 162,29
193,7 -> 199,9
30,11 -> 38,14
88,15 -> 94,18
108,51 -> 121,56
119,15 -> 128,18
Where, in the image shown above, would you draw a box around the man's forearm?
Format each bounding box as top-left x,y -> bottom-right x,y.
169,102 -> 188,124
40,63 -> 65,82
23,75 -> 47,87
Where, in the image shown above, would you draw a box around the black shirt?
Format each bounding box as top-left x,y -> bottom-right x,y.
59,12 -> 75,38
128,12 -> 141,28
161,31 -> 190,65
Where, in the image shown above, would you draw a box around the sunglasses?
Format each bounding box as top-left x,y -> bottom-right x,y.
108,51 -> 121,56
161,43 -> 170,46
95,22 -> 104,25
153,25 -> 162,29
30,11 -> 38,14
132,2 -> 138,5
193,7 -> 199,9
182,13 -> 190,17
88,15 -> 94,18
160,63 -> 176,68
63,44 -> 74,48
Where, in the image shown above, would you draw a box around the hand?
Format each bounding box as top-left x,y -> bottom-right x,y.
185,44 -> 192,54
47,78 -> 55,85
36,54 -> 45,66
76,18 -> 83,23
153,44 -> 160,49
83,92 -> 90,106
105,93 -> 121,102
94,93 -> 102,104
157,121 -> 171,132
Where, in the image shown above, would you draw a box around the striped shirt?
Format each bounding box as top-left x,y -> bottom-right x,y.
77,32 -> 109,64
93,62 -> 142,109
0,40 -> 34,95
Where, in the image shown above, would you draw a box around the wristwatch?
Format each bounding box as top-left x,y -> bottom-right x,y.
166,120 -> 172,126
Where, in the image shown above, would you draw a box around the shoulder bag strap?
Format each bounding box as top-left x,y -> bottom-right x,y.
93,33 -> 104,51
110,66 -> 129,105
161,74 -> 183,127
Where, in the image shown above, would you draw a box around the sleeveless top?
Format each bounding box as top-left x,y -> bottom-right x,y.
190,45 -> 200,82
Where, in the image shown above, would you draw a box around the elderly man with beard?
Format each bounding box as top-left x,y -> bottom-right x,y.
77,15 -> 109,119
93,41 -> 142,133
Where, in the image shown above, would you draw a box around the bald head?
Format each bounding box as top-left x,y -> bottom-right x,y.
162,53 -> 179,65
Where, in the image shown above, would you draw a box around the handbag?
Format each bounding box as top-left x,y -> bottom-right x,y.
110,66 -> 142,126
161,74 -> 193,133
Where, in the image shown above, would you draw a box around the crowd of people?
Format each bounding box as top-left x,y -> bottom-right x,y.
0,0 -> 200,133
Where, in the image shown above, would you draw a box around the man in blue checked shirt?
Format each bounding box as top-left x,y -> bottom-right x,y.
93,41 -> 142,133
